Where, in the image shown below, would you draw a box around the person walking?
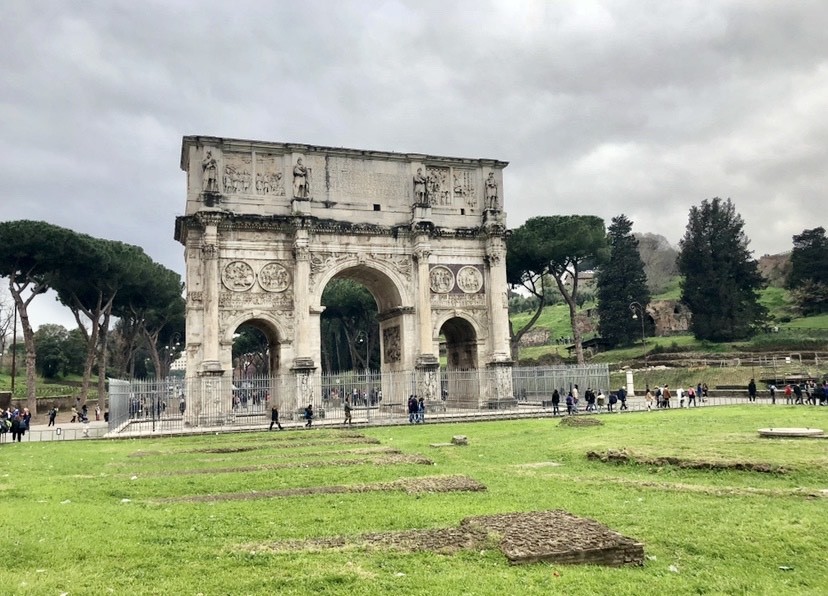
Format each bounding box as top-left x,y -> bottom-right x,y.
417,397 -> 425,424
617,387 -> 627,411
769,384 -> 777,405
551,389 -> 561,416
343,398 -> 352,426
269,405 -> 283,431
304,404 -> 314,428
687,386 -> 696,407
645,386 -> 654,411
48,407 -> 58,427
748,378 -> 757,403
407,395 -> 418,424
662,385 -> 672,408
565,392 -> 574,415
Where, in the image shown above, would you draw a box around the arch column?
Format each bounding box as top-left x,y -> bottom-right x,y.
200,212 -> 224,375
413,241 -> 439,402
291,228 -> 316,411
414,241 -> 438,368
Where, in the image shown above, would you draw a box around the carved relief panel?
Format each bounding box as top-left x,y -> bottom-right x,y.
453,169 -> 477,208
382,325 -> 401,363
426,166 -> 450,206
222,261 -> 255,291
222,154 -> 254,194
429,265 -> 484,294
258,262 -> 292,292
255,153 -> 286,196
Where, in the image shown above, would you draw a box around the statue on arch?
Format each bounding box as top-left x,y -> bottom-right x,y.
293,158 -> 310,198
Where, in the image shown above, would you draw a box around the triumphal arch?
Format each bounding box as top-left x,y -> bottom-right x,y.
175,136 -> 513,414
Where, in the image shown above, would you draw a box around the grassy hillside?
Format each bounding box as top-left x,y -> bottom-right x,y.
510,282 -> 828,368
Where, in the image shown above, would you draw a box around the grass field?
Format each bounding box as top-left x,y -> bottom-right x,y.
3,406 -> 827,595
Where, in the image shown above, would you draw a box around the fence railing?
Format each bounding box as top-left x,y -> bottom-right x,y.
104,365 -> 610,437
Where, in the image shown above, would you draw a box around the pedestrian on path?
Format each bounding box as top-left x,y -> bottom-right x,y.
748,378 -> 757,402
343,399 -> 352,425
269,405 -> 283,431
304,404 -> 314,428
48,407 -> 58,427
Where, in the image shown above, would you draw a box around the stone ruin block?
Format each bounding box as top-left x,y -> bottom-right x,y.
462,510 -> 644,567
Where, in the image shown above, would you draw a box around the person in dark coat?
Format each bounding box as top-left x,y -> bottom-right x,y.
304,404 -> 314,428
269,405 -> 283,431
747,379 -> 757,402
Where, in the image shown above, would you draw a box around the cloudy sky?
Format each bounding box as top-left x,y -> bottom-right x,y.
2,0 -> 826,329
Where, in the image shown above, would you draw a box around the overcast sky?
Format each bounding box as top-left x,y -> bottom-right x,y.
2,0 -> 826,330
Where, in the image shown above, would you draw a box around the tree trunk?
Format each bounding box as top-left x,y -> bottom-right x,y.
96,311 -> 111,411
8,279 -> 40,415
554,270 -> 585,365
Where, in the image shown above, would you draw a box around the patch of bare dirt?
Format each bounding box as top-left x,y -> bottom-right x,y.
145,453 -> 433,477
155,474 -> 485,503
538,473 -> 828,499
254,510 -> 643,567
188,437 -> 382,454
559,416 -> 604,427
586,448 -> 788,474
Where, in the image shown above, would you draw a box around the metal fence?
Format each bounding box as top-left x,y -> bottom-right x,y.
105,364 -> 611,437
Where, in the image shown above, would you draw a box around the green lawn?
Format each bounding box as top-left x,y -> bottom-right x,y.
3,407 -> 828,594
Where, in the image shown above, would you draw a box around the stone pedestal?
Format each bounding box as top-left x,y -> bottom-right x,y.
486,359 -> 515,408
292,363 -> 317,414
415,357 -> 440,403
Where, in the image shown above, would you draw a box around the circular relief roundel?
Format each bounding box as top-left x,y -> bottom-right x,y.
221,261 -> 255,292
259,262 -> 291,292
456,266 -> 483,293
429,265 -> 455,293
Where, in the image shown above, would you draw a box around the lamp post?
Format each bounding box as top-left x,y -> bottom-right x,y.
163,332 -> 182,378
629,302 -> 648,391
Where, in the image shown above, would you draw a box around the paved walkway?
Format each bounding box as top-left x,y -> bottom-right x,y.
2,396 -> 820,444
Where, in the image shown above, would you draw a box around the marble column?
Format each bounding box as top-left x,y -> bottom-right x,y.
292,228 -> 315,414
200,213 -> 223,374
414,241 -> 438,366
485,235 -> 512,362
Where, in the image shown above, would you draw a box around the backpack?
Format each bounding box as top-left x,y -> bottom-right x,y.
655,388 -> 662,398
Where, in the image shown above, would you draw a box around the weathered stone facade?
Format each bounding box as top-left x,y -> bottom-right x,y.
175,136 -> 513,415
648,299 -> 691,336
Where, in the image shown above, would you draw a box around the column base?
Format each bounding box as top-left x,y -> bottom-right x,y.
415,354 -> 439,369
291,357 -> 316,371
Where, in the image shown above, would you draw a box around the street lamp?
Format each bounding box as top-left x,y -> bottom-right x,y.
629,302 -> 648,390
164,332 -> 182,378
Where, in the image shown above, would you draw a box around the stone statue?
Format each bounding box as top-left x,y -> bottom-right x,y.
485,171 -> 498,209
202,151 -> 218,192
293,158 -> 309,198
413,168 -> 427,204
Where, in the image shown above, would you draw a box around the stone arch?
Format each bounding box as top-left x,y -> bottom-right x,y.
311,257 -> 410,313
438,315 -> 481,371
314,259 -> 413,372
221,311 -> 288,376
176,136 -> 514,419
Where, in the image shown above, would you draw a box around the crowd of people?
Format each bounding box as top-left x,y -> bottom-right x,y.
547,382 -> 715,415
772,380 -> 828,405
1,407 -> 31,442
407,395 -> 426,423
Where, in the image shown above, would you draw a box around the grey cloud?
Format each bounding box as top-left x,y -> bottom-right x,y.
2,0 -> 826,329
